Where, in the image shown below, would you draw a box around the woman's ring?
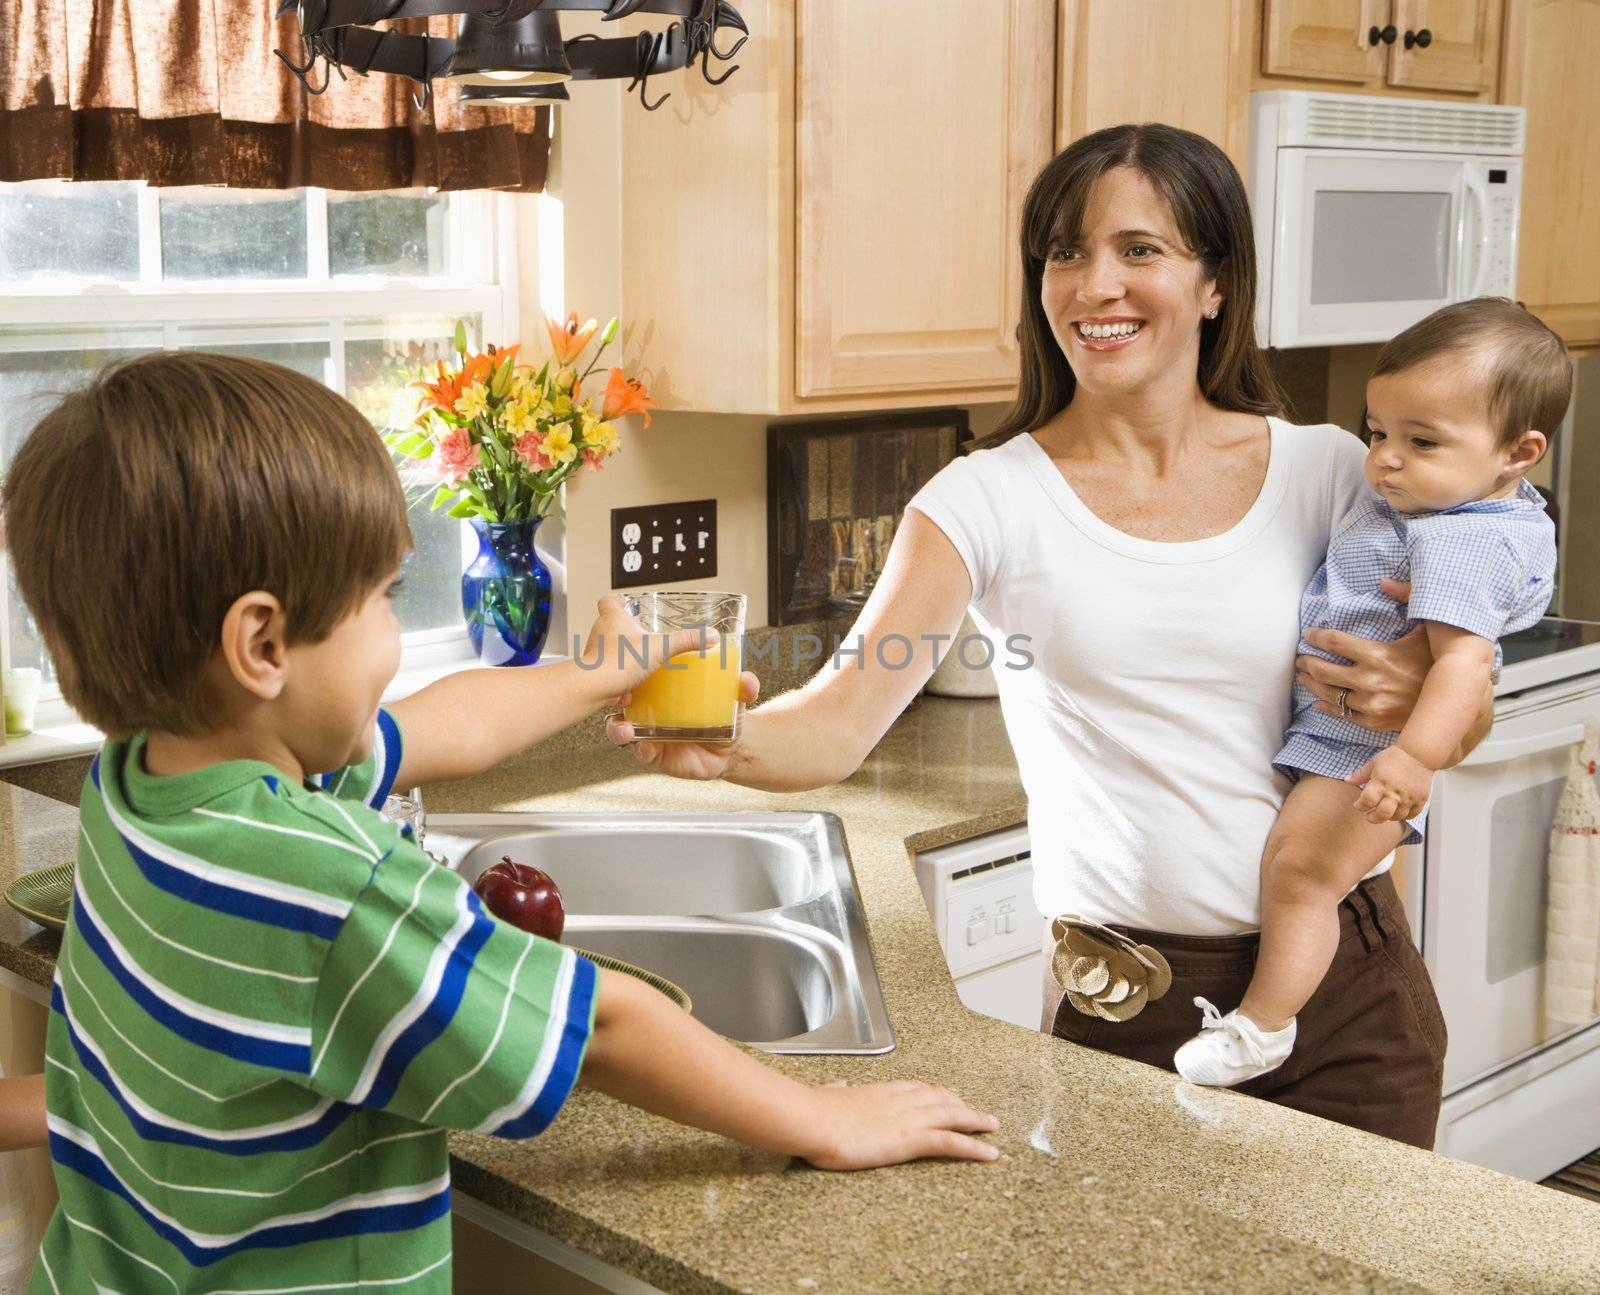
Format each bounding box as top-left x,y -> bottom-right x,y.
1337,686 -> 1352,718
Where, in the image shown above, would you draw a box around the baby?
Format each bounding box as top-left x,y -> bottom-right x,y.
1176,297 -> 1571,1086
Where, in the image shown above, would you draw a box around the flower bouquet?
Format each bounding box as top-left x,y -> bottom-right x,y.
385,314 -> 655,665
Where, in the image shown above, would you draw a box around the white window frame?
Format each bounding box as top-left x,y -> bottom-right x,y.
0,185 -> 527,762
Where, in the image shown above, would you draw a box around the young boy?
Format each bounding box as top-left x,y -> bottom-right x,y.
1175,298 -> 1571,1087
1,351 -> 999,1291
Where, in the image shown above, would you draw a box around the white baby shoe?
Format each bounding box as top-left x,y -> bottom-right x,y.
1174,998 -> 1296,1087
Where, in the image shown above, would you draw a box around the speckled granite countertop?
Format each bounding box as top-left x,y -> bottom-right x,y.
4,701 -> 1598,1293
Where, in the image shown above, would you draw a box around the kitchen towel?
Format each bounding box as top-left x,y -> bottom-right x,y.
1544,720 -> 1600,1029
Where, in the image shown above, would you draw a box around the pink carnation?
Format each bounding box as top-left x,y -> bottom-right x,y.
582,449 -> 605,470
514,431 -> 553,472
432,428 -> 481,483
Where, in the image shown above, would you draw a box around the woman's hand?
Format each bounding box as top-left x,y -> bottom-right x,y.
1294,579 -> 1429,733
605,671 -> 761,780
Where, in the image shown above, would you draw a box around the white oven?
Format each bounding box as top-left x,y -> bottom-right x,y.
1410,620 -> 1600,1178
1249,91 -> 1524,349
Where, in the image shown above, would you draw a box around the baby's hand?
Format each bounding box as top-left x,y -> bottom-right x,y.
798,1080 -> 1000,1170
1348,746 -> 1433,825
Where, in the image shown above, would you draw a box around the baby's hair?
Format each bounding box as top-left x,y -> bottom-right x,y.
1372,297 -> 1572,450
1,352 -> 411,738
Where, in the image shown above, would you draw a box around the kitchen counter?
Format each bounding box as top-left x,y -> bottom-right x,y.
4,701 -> 1599,1292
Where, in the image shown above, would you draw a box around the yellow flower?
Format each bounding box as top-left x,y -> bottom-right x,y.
502,396 -> 539,436
541,424 -> 578,465
585,420 -> 620,457
453,381 -> 490,421
509,368 -> 541,406
551,394 -> 573,418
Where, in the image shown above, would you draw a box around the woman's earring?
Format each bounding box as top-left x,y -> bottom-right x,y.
1204,307 -> 1219,319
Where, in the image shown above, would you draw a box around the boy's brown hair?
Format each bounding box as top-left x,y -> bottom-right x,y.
1,351 -> 411,738
1372,296 -> 1573,449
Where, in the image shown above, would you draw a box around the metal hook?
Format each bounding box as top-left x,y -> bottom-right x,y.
275,32 -> 337,94
706,24 -> 747,61
410,33 -> 434,111
274,30 -> 321,76
698,43 -> 738,85
627,29 -> 671,111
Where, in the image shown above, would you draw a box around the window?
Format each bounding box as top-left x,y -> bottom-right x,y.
0,181 -> 519,730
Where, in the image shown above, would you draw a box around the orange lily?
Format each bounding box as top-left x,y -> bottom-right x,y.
545,314 -> 599,367
414,359 -> 464,413
600,367 -> 655,428
414,352 -> 495,415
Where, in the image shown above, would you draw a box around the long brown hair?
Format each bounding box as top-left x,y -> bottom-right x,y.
976,123 -> 1285,450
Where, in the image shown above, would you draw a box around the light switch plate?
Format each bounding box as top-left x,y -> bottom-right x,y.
610,499 -> 718,590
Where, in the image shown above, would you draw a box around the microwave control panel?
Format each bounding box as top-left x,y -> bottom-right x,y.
1479,161 -> 1521,297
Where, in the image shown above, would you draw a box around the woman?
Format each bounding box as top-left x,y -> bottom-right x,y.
608,124 -> 1466,1148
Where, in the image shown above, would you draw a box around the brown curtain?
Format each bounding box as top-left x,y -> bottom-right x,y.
0,2 -> 549,191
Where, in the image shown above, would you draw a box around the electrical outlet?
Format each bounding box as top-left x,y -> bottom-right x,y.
610,499 -> 717,590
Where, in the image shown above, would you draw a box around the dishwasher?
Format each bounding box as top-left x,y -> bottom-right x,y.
916,825 -> 1046,1029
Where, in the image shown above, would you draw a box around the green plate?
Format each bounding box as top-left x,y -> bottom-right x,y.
5,862 -> 74,931
570,947 -> 692,1014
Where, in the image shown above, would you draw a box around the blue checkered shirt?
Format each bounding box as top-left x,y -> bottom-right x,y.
1275,478 -> 1556,819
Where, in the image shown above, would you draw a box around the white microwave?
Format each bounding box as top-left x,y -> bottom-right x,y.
1249,91 -> 1525,349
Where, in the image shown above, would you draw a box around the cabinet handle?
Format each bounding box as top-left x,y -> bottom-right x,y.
1403,27 -> 1433,49
1369,23 -> 1398,45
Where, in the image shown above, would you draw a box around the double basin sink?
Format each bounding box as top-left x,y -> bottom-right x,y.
425,812 -> 895,1054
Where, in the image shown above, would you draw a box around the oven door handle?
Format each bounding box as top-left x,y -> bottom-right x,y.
1463,721 -> 1589,766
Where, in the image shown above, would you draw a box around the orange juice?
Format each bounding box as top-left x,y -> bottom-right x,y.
624,641 -> 742,739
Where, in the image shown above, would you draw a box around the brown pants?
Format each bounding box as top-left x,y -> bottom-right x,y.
1042,873 -> 1447,1149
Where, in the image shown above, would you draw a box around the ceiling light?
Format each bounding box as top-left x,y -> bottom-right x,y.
276,0 -> 748,113
458,81 -> 571,107
448,10 -> 571,87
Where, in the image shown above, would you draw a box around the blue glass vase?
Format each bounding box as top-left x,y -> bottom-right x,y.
462,518 -> 553,667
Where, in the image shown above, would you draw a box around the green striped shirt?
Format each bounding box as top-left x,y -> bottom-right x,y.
34,711 -> 596,1292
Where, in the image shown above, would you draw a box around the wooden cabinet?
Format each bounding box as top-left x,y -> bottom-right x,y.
1057,0 -> 1256,172
1500,0 -> 1600,347
619,0 -> 1053,414
1263,0 -> 1388,82
794,2 -> 1055,399
1388,0 -> 1503,91
1261,0 -> 1501,95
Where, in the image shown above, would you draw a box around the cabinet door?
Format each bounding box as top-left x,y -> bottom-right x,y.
1501,0 -> 1600,346
1058,0 -> 1256,173
1262,0 -> 1389,82
795,0 -> 1055,397
1388,0 -> 1503,91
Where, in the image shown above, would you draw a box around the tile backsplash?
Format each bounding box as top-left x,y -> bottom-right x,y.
766,411 -> 967,626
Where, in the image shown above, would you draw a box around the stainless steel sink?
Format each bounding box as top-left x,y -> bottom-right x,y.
567,921 -> 838,1045
426,812 -> 894,1054
454,824 -> 818,916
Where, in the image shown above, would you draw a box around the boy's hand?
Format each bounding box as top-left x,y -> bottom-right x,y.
580,594 -> 729,707
1347,746 -> 1433,825
607,672 -> 761,778
798,1080 -> 1000,1170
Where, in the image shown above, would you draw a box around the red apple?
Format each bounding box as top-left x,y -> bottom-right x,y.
473,855 -> 565,941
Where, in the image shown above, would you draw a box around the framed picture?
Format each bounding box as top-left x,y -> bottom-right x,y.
766,409 -> 969,626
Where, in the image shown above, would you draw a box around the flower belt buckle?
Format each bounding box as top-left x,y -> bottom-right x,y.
1050,914 -> 1173,1022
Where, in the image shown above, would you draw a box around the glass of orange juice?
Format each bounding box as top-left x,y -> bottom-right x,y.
621,591 -> 746,743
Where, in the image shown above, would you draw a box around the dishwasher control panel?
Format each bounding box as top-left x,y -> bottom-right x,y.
916,825 -> 1044,976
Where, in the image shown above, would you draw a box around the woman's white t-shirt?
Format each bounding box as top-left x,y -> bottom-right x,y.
907,417 -> 1372,936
